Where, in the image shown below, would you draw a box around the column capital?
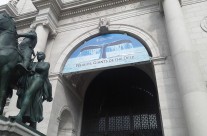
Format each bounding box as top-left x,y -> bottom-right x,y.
31,0 -> 59,38
30,19 -> 57,38
30,20 -> 49,28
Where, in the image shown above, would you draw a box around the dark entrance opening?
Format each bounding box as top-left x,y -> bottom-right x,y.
81,66 -> 163,136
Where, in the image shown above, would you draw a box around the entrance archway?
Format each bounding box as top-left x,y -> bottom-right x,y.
81,66 -> 163,136
58,25 -> 165,136
58,109 -> 74,136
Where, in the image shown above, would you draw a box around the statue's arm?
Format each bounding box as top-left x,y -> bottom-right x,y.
42,63 -> 53,102
46,79 -> 53,102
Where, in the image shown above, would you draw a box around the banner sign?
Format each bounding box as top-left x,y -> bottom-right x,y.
63,34 -> 150,73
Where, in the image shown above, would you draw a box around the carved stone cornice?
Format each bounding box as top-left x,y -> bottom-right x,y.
181,0 -> 207,6
57,0 -> 160,32
60,0 -> 135,17
32,0 -> 161,20
29,0 -> 160,33
15,11 -> 37,29
33,0 -> 135,19
32,0 -> 61,19
60,0 -> 158,19
0,2 -> 18,17
0,1 -> 37,29
59,0 -> 106,10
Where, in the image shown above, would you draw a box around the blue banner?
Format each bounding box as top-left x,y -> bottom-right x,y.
63,34 -> 150,73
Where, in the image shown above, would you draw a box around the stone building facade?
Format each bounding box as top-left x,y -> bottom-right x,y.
1,0 -> 207,136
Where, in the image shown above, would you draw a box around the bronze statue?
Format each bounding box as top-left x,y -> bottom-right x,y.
17,29 -> 37,71
15,52 -> 53,129
0,12 -> 20,114
0,12 -> 40,115
0,13 -> 52,130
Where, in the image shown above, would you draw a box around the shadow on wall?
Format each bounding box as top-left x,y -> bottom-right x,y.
147,11 -> 170,57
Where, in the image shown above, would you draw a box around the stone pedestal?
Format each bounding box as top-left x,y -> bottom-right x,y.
0,116 -> 45,136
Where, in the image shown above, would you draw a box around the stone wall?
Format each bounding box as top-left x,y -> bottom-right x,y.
45,3 -> 187,136
7,0 -> 207,135
182,1 -> 207,82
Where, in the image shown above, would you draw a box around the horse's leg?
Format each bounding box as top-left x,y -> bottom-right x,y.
0,66 -> 11,115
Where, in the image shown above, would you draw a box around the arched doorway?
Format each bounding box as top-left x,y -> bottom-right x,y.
81,66 -> 163,136
60,30 -> 164,136
58,110 -> 74,136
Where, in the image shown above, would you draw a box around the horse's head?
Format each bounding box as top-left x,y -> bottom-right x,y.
0,13 -> 16,32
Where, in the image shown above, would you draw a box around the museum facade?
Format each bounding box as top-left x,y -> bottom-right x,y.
1,0 -> 207,136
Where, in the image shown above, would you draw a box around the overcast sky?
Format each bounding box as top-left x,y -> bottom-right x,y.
0,0 -> 9,6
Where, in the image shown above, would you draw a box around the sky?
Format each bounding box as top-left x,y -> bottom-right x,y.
0,0 -> 10,6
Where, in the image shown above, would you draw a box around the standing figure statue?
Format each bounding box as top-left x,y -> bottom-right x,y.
15,52 -> 53,128
17,29 -> 37,71
11,29 -> 37,87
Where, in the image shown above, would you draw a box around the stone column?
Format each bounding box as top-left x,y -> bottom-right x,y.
163,0 -> 207,136
32,22 -> 50,53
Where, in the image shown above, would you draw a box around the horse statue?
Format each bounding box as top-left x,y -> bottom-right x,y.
0,12 -> 39,116
0,12 -> 21,115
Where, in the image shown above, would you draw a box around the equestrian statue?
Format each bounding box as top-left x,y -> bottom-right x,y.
0,12 -> 53,129
0,12 -> 20,114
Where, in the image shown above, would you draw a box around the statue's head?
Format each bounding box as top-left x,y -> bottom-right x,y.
37,51 -> 46,61
0,12 -> 16,32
